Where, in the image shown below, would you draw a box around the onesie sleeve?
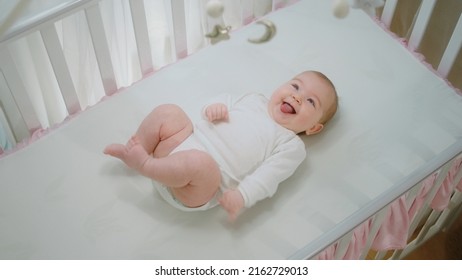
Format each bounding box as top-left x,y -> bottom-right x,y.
237,136 -> 306,208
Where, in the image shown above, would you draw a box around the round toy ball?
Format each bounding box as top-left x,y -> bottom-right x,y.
332,0 -> 350,19
206,0 -> 225,18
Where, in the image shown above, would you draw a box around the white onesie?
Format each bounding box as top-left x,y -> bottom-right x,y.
156,93 -> 306,210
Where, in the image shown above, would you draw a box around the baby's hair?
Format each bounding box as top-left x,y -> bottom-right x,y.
309,71 -> 338,125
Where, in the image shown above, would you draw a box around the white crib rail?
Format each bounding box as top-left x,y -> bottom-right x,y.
84,3 -> 118,95
380,0 -> 398,28
381,0 -> 462,80
437,13 -> 462,78
169,0 -> 188,59
407,0 -> 437,52
129,0 -> 153,76
0,0 -> 101,143
40,24 -> 80,115
0,48 -> 41,140
0,0 -> 287,146
310,148 -> 462,260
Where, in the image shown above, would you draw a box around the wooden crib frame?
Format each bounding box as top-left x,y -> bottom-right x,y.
1,0 -> 461,260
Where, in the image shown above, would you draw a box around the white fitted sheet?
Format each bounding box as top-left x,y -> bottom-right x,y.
1,0 -> 462,259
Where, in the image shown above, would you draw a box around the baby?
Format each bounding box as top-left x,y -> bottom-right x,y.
104,71 -> 338,221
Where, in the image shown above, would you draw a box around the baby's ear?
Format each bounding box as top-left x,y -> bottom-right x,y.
305,123 -> 324,135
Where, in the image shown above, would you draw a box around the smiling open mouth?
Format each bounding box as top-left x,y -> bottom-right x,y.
281,102 -> 296,114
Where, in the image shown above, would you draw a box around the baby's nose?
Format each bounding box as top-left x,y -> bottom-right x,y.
292,95 -> 302,104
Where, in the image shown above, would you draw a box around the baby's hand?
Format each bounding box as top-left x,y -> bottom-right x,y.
219,189 -> 244,222
205,103 -> 228,122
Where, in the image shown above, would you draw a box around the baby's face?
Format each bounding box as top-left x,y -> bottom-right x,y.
268,72 -> 335,135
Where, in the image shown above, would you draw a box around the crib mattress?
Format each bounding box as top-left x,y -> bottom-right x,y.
1,0 -> 462,259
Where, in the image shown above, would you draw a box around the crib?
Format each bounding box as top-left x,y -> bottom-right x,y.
0,0 -> 461,260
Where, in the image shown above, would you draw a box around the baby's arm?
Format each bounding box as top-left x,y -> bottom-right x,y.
238,137 -> 306,209
221,137 -> 306,221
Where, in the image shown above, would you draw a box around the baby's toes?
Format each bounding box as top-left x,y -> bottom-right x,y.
103,144 -> 126,159
127,136 -> 139,149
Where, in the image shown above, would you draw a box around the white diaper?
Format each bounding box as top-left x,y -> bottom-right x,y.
154,182 -> 219,212
153,133 -> 226,212
169,132 -> 208,154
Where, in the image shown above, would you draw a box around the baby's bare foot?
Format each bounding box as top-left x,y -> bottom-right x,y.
104,136 -> 149,170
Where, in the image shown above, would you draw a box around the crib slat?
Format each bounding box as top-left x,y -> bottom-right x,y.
85,3 -> 118,95
0,48 -> 41,139
408,0 -> 437,50
440,191 -> 462,230
40,24 -> 80,115
334,231 -> 354,259
437,13 -> 462,78
129,0 -> 153,76
414,208 -> 441,244
374,250 -> 388,260
0,101 -> 16,146
241,0 -> 254,25
272,0 -> 286,11
0,70 -> 29,142
170,0 -> 188,59
380,0 -> 398,28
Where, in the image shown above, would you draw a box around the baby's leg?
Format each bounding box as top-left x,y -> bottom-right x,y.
135,104 -> 194,158
103,136 -> 150,170
142,150 -> 221,207
104,104 -> 220,207
104,104 -> 193,160
106,137 -> 220,207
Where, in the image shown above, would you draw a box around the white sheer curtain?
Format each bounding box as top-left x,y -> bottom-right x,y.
1,0 -> 277,151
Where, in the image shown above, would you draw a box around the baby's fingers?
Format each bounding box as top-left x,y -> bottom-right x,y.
206,104 -> 228,122
218,105 -> 228,121
218,198 -> 237,222
208,108 -> 218,121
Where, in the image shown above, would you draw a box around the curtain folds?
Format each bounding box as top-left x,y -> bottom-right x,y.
1,0 -> 277,150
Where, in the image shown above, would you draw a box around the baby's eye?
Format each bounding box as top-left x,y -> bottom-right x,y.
292,83 -> 299,90
307,98 -> 316,107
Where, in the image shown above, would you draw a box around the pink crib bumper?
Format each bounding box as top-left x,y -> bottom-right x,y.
315,15 -> 462,261
318,156 -> 462,259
